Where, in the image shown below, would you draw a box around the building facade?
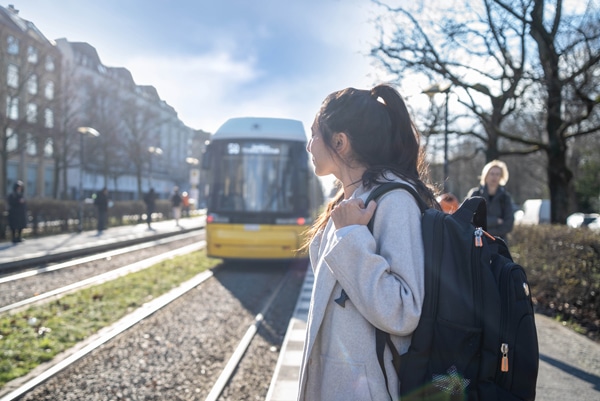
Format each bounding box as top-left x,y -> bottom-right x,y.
0,4 -> 61,198
0,4 -> 208,202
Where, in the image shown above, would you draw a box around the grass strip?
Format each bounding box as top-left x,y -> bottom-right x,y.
0,250 -> 221,388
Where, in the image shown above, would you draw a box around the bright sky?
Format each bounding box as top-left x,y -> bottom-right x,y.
12,0 -> 395,135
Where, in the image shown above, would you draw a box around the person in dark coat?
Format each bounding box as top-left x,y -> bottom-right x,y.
466,160 -> 515,239
143,188 -> 157,230
7,180 -> 27,243
93,187 -> 110,234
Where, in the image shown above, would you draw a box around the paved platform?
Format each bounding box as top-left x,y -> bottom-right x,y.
266,267 -> 313,401
0,217 -> 205,272
266,269 -> 600,401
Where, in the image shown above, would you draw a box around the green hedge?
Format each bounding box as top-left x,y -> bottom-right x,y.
510,225 -> 600,340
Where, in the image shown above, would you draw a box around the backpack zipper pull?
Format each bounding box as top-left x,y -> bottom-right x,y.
474,228 -> 483,247
501,343 -> 509,372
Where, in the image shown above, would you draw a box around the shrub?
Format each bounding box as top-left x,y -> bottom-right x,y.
510,225 -> 600,340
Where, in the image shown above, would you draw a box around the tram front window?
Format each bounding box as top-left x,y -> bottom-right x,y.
215,141 -> 299,213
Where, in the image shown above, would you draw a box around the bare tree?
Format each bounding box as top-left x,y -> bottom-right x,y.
81,78 -> 127,191
119,98 -> 165,199
50,63 -> 84,199
371,0 -> 600,223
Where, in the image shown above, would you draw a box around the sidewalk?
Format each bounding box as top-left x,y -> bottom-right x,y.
267,269 -> 600,401
0,217 -> 205,272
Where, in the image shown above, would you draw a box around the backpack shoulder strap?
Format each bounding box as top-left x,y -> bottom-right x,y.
367,182 -> 428,392
365,182 -> 428,213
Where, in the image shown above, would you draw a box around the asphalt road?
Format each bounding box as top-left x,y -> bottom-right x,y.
535,313 -> 600,400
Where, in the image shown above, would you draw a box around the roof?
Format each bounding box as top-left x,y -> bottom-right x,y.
0,5 -> 53,46
213,117 -> 306,142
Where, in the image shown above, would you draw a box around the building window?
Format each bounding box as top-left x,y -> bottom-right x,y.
6,97 -> 18,120
44,108 -> 54,128
26,103 -> 38,123
44,138 -> 53,157
7,35 -> 19,54
7,163 -> 18,195
27,46 -> 38,63
45,55 -> 55,71
27,74 -> 38,95
27,164 -> 37,196
45,167 -> 53,197
26,133 -> 37,156
6,128 -> 18,152
7,64 -> 18,88
44,81 -> 54,99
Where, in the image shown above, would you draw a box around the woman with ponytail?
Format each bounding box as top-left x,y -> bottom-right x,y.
298,84 -> 438,401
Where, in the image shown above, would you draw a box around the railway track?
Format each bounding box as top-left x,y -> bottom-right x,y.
0,232 -> 308,401
0,231 -> 206,312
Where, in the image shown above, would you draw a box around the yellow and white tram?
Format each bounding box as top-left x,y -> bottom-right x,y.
201,117 -> 324,261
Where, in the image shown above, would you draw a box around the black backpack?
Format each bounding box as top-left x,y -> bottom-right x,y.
366,182 -> 539,401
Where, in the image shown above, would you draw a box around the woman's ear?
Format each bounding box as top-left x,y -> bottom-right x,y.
333,132 -> 350,153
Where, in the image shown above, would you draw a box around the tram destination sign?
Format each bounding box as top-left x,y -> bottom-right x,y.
227,142 -> 281,155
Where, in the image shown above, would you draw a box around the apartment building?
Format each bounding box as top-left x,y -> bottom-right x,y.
0,4 -> 208,201
0,4 -> 61,198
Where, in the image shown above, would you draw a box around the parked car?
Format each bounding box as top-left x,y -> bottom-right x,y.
567,212 -> 600,230
515,199 -> 551,225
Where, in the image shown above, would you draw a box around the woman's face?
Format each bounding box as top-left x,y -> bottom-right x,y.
485,166 -> 503,188
307,120 -> 337,177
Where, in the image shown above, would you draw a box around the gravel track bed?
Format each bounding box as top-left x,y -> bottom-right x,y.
0,233 -> 204,308
219,259 -> 308,400
16,261 -> 306,401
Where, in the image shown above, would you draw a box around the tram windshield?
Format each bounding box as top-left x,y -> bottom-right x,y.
206,140 -> 309,215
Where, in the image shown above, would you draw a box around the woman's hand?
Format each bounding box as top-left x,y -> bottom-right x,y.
331,198 -> 377,229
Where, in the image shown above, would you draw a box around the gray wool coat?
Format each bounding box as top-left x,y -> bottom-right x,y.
297,179 -> 425,401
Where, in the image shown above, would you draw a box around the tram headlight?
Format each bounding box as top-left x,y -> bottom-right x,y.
207,214 -> 230,223
275,217 -> 308,225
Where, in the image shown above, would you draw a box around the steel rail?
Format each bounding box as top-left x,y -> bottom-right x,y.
0,241 -> 205,315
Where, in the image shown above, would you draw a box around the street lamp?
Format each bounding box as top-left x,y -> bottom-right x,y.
77,126 -> 100,232
422,83 -> 451,192
148,146 -> 163,187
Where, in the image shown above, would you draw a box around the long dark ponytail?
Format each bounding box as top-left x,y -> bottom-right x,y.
301,84 -> 439,249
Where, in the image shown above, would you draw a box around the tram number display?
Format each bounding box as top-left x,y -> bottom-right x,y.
227,143 -> 280,155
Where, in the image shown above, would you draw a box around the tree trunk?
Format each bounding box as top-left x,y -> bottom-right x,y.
547,149 -> 572,224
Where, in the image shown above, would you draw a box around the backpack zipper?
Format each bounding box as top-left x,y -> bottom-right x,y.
474,228 -> 483,247
501,343 -> 509,372
472,228 -> 483,360
498,261 -> 519,378
476,229 -> 511,375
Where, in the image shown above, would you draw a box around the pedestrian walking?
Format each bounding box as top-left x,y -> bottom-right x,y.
298,84 -> 438,401
93,187 -> 110,234
170,186 -> 182,226
466,160 -> 515,240
144,188 -> 157,230
181,191 -> 190,216
7,180 -> 27,244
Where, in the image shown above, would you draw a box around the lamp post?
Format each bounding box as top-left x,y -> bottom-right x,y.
77,127 -> 100,232
422,83 -> 451,192
148,146 -> 163,187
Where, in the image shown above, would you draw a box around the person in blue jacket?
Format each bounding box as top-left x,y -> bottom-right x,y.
466,160 -> 515,239
298,84 -> 437,401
